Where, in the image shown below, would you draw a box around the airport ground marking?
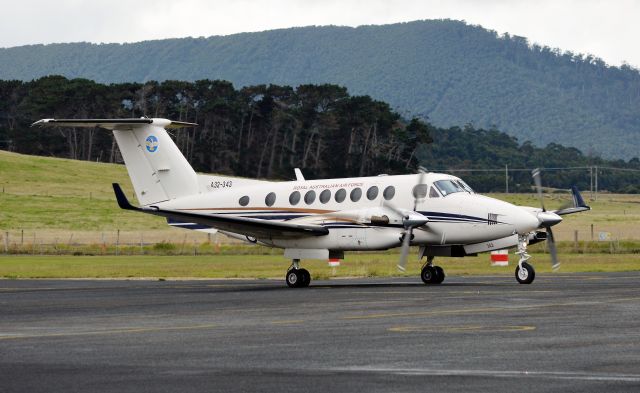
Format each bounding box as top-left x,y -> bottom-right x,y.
0,323 -> 219,341
341,297 -> 640,321
270,320 -> 305,325
335,367 -> 640,382
388,325 -> 536,333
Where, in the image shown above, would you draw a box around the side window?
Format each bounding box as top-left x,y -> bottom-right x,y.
335,188 -> 346,203
429,187 -> 440,198
239,195 -> 250,206
319,189 -> 331,204
383,185 -> 395,200
366,186 -> 379,200
304,190 -> 316,204
265,192 -> 276,207
350,187 -> 362,202
413,184 -> 429,199
289,191 -> 301,205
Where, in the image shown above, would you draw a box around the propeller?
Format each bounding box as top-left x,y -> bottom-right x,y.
531,168 -> 561,271
384,168 -> 429,272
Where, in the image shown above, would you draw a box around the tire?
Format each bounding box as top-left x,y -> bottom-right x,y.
299,268 -> 311,287
515,262 -> 535,284
286,269 -> 301,288
434,266 -> 445,284
421,265 -> 436,284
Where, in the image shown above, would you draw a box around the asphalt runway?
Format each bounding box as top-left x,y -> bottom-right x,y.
1,272 -> 640,393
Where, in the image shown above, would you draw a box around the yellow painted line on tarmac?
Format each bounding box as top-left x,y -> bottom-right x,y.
343,307 -> 502,320
270,320 -> 305,325
342,296 -> 640,321
0,324 -> 218,341
388,325 -> 536,333
608,296 -> 640,303
349,290 -> 559,295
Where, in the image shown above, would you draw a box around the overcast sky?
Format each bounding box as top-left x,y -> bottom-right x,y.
2,0 -> 638,67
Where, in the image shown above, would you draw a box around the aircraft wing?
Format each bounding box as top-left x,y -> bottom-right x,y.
113,183 -> 329,239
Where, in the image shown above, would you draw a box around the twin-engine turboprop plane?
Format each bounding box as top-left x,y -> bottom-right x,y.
33,118 -> 590,287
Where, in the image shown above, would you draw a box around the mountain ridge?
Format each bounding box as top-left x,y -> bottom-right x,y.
1,20 -> 638,159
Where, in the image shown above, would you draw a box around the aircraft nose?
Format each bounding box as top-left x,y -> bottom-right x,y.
537,211 -> 563,227
514,209 -> 541,234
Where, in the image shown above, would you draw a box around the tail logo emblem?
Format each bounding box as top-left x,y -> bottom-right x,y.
145,135 -> 159,152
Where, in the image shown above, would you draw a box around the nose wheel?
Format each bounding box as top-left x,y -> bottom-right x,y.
285,259 -> 311,288
515,262 -> 535,284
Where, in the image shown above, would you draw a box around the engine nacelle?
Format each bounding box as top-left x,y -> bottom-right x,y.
528,231 -> 547,245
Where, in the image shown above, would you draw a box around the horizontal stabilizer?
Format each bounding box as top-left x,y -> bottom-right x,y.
112,183 -> 139,211
31,118 -> 197,130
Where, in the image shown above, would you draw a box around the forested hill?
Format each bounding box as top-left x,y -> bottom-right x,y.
1,77 -> 639,193
1,20 -> 639,159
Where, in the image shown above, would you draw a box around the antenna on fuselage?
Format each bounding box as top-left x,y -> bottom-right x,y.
294,168 -> 305,181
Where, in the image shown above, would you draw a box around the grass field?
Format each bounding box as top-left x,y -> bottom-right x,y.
1,150 -> 639,247
1,252 -> 639,279
2,150 -> 639,278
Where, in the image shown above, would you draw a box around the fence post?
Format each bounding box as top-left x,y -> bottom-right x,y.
594,166 -> 598,201
116,229 -> 120,256
180,234 -> 187,255
505,164 -> 509,194
573,230 -> 579,252
590,224 -> 594,241
3,232 -> 8,253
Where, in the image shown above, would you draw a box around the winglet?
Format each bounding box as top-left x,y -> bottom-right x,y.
554,186 -> 591,216
571,185 -> 588,208
112,183 -> 139,211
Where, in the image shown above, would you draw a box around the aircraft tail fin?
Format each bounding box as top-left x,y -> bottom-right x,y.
33,118 -> 199,206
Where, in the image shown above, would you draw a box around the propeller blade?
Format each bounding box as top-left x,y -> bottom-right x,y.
413,170 -> 427,211
547,226 -> 560,271
397,227 -> 413,272
397,167 -> 428,272
532,168 -> 546,212
383,201 -> 406,218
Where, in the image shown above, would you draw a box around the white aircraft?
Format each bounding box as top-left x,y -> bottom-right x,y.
33,118 -> 590,287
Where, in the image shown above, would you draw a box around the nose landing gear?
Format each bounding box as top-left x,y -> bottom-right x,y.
515,234 -> 535,284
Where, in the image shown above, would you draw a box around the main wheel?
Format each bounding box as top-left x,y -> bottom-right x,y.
421,265 -> 437,284
298,268 -> 311,287
286,269 -> 301,288
515,262 -> 535,284
433,266 -> 445,284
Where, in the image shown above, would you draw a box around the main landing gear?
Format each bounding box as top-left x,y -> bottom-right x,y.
421,256 -> 445,285
285,259 -> 311,288
515,234 -> 535,284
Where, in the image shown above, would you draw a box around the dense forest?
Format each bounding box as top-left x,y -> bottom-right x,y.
1,76 -> 638,193
1,20 -> 639,159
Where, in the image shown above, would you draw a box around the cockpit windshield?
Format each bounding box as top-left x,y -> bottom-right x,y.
434,179 -> 473,196
455,179 -> 474,193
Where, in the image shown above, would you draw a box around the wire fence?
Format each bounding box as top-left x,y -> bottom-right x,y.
1,228 -> 638,256
427,165 -> 640,196
0,229 -> 271,256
